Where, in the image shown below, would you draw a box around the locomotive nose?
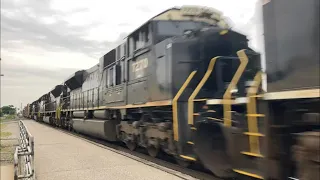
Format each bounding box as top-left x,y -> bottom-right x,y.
193,121 -> 235,178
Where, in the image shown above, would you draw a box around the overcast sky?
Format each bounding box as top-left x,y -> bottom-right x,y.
0,0 -> 264,109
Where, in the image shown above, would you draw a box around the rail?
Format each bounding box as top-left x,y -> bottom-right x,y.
14,120 -> 35,180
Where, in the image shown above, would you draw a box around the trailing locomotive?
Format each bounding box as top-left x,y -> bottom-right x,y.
24,3 -> 319,180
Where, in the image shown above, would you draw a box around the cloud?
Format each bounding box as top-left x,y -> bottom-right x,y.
1,61 -> 79,108
2,6 -> 106,57
136,6 -> 153,13
3,62 -> 78,82
1,0 -> 130,59
118,23 -> 132,27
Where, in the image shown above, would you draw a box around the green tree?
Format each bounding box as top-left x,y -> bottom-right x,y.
1,105 -> 16,115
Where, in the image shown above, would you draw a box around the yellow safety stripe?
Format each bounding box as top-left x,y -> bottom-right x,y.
244,132 -> 265,137
180,155 -> 196,161
193,99 -> 207,102
207,117 -> 223,122
241,151 -> 264,158
233,169 -> 264,179
61,100 -> 172,112
247,114 -> 265,117
187,141 -> 194,145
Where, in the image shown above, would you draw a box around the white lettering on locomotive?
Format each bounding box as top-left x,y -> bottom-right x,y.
132,58 -> 148,73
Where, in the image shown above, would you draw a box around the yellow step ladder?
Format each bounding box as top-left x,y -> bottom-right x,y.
233,71 -> 265,179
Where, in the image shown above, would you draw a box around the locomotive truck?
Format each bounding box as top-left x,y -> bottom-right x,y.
24,2 -> 319,180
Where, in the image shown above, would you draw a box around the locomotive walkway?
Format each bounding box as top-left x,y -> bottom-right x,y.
22,120 -> 195,180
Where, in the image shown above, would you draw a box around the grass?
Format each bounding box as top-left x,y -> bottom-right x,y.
0,122 -> 12,148
1,131 -> 12,138
6,115 -> 16,119
0,121 -> 15,163
0,115 -> 16,121
0,146 -> 14,162
0,123 -> 6,129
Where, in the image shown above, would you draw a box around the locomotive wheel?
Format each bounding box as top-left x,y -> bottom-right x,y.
193,121 -> 234,178
126,141 -> 137,151
147,146 -> 159,157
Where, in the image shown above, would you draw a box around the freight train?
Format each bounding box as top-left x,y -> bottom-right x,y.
23,2 -> 319,180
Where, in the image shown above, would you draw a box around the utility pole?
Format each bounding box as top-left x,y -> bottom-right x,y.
0,57 -> 3,77
0,58 -> 3,76
0,58 -> 1,117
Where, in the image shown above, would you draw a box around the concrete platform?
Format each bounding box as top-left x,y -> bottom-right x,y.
1,165 -> 14,180
23,120 -> 189,180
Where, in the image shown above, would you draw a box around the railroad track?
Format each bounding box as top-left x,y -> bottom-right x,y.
32,119 -> 221,180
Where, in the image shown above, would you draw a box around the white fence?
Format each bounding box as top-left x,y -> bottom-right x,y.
14,120 -> 35,180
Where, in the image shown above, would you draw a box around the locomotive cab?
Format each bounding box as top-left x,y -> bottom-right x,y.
160,26 -> 262,178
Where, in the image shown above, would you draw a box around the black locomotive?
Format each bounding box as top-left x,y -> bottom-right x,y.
24,3 -> 319,180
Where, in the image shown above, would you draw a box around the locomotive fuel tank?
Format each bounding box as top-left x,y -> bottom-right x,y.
72,111 -> 85,118
72,119 -> 120,141
93,110 -> 109,119
43,116 -> 50,124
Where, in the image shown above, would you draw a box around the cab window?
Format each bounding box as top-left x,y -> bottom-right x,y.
128,24 -> 152,55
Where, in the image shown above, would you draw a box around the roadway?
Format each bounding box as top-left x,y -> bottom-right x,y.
23,120 -> 196,180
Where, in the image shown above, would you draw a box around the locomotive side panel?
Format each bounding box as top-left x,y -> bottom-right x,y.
82,64 -> 100,109
263,0 -> 320,92
171,39 -> 199,99
82,90 -> 87,109
99,70 -> 107,106
127,53 -> 150,104
98,46 -> 127,107
50,93 -> 56,111
103,67 -> 126,106
70,88 -> 82,110
147,39 -> 173,101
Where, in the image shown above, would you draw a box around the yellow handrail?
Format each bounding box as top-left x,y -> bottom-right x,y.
188,56 -> 220,125
172,71 -> 197,141
223,49 -> 249,127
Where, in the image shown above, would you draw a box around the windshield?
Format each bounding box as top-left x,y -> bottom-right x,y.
155,21 -> 211,43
